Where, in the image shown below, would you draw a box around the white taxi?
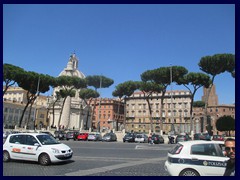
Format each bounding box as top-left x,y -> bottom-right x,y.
3,133 -> 73,165
164,140 -> 229,176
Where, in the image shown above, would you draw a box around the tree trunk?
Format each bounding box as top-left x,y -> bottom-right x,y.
58,97 -> 67,128
19,101 -> 31,128
146,98 -> 153,132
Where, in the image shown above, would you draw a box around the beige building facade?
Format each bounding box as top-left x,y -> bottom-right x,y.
125,90 -> 192,134
3,86 -> 48,130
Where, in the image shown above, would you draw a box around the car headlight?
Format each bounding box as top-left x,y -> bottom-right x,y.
51,148 -> 60,154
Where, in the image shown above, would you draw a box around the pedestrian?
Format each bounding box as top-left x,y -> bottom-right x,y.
223,138 -> 235,176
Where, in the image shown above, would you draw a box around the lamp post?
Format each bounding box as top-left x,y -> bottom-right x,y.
97,76 -> 102,132
170,65 -> 175,135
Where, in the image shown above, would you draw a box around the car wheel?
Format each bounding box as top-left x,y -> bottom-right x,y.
39,153 -> 51,166
3,151 -> 11,162
179,169 -> 200,176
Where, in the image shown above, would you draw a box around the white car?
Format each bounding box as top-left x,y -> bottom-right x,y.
164,140 -> 229,176
3,133 -> 73,166
135,134 -> 148,143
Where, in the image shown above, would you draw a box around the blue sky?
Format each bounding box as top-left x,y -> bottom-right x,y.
3,4 -> 235,104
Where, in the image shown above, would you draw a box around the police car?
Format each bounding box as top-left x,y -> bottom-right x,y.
164,140 -> 229,176
3,133 -> 73,165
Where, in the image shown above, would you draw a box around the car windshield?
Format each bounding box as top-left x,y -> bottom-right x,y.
125,133 -> 134,137
36,134 -> 60,145
104,133 -> 111,137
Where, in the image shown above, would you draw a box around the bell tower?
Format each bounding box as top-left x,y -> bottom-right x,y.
202,84 -> 218,106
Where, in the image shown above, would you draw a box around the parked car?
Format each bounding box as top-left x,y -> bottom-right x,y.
135,134 -> 148,143
199,133 -> 211,141
54,130 -> 66,140
87,133 -> 102,141
3,131 -> 11,139
3,133 -> 73,165
193,133 -> 202,140
164,140 -> 228,176
212,135 -> 225,141
123,133 -> 136,142
66,131 -> 79,141
75,133 -> 89,141
102,132 -> 117,142
40,131 -> 55,138
175,134 -> 191,143
148,134 -> 164,144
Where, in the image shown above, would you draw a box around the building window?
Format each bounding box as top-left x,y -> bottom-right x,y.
40,114 -> 45,119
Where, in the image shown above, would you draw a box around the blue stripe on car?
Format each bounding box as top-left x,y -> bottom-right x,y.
168,157 -> 227,167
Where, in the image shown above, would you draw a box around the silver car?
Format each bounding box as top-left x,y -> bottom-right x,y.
87,133 -> 102,141
102,132 -> 117,142
135,134 -> 148,143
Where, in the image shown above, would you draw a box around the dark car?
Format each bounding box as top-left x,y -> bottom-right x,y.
148,134 -> 164,144
175,134 -> 191,143
54,130 -> 66,140
102,132 -> 117,142
199,133 -> 211,141
66,131 -> 79,141
212,134 -> 224,141
193,133 -> 202,140
123,133 -> 136,142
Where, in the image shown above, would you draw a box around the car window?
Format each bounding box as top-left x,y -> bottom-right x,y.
26,135 -> 38,146
191,144 -> 218,156
9,134 -> 25,144
169,144 -> 183,154
36,134 -> 60,145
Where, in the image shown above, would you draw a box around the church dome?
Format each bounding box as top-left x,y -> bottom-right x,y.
59,53 -> 85,79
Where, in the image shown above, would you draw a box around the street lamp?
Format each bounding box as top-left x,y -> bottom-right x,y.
170,65 -> 175,135
97,76 -> 102,132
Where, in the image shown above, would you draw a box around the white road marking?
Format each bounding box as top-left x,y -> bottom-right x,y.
65,156 -> 167,176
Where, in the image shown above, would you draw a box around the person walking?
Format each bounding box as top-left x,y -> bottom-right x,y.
223,138 -> 235,176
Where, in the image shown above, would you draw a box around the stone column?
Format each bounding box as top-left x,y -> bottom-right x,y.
61,96 -> 71,129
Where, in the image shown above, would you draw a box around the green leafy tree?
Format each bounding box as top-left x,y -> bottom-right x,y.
178,72 -> 211,133
138,82 -> 164,133
193,101 -> 205,107
79,88 -> 100,130
198,53 -> 235,130
112,81 -> 139,131
48,91 -> 61,128
3,63 -> 25,96
141,66 -> 188,133
86,75 -> 114,131
216,115 -> 235,136
17,71 -> 55,128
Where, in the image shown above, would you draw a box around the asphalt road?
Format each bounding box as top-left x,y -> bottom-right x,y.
3,140 -> 174,176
